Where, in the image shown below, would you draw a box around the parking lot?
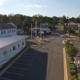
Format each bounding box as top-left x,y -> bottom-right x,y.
0,48 -> 48,80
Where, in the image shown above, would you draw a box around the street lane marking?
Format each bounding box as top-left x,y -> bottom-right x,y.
11,66 -> 28,70
0,77 -> 12,80
5,71 -> 25,76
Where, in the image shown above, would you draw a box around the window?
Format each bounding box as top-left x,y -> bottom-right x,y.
22,42 -> 24,45
3,51 -> 7,55
13,30 -> 14,32
7,30 -> 9,33
10,30 -> 11,33
4,31 -> 6,34
9,30 -> 10,33
10,49 -> 11,52
1,31 -> 3,34
13,46 -> 16,50
18,44 -> 20,48
19,31 -> 20,33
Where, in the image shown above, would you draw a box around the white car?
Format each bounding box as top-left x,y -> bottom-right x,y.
38,31 -> 44,34
61,35 -> 68,38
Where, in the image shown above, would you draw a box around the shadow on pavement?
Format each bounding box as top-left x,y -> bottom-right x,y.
25,48 -> 48,80
26,41 -> 37,47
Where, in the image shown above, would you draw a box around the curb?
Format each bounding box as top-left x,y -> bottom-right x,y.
63,47 -> 69,80
62,40 -> 66,44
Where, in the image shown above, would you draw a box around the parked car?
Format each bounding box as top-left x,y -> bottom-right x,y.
61,35 -> 68,38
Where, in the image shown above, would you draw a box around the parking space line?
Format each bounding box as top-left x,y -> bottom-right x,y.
11,66 -> 28,70
24,54 -> 38,56
15,62 -> 32,66
5,71 -> 25,76
18,59 -> 34,61
0,77 -> 12,80
22,56 -> 36,58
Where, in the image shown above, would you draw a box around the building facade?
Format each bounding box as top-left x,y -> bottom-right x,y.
0,23 -> 28,67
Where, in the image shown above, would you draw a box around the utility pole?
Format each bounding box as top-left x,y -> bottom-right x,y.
31,23 -> 32,39
40,23 -> 42,38
35,21 -> 37,38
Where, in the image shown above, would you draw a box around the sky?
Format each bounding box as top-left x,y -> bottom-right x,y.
0,0 -> 80,17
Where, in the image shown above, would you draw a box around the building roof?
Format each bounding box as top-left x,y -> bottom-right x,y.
0,23 -> 17,30
0,35 -> 28,48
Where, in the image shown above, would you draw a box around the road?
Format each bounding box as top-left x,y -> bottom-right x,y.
37,37 -> 64,80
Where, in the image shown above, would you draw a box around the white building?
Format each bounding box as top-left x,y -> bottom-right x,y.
0,23 -> 17,37
31,22 -> 51,34
42,22 -> 50,27
17,28 -> 24,35
0,23 -> 28,67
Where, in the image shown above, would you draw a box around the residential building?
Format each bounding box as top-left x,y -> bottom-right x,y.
17,28 -> 24,35
30,22 -> 51,35
0,23 -> 28,67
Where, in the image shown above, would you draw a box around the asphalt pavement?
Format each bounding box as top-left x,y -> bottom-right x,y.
37,37 -> 64,80
0,48 -> 48,80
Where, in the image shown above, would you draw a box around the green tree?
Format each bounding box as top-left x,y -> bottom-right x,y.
52,16 -> 58,26
2,15 -> 10,23
32,14 -> 43,27
67,27 -> 71,37
59,17 -> 65,25
0,14 -> 3,23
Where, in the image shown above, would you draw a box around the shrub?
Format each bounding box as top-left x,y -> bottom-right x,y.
69,63 -> 75,69
65,40 -> 78,60
70,69 -> 76,75
78,73 -> 80,80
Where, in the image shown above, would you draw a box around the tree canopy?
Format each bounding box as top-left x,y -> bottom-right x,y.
0,14 -> 80,29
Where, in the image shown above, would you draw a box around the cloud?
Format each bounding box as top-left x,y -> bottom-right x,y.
24,4 -> 47,8
0,0 -> 8,6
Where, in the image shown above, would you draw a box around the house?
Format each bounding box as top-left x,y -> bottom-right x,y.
42,22 -> 50,27
17,28 -> 24,34
65,22 -> 78,30
0,23 -> 17,37
32,24 -> 51,34
65,22 -> 80,34
0,23 -> 28,67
